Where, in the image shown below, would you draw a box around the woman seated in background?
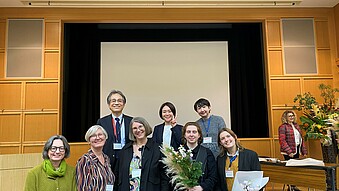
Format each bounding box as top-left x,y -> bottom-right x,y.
216,127 -> 261,191
116,117 -> 169,191
76,125 -> 115,191
182,121 -> 217,191
24,135 -> 77,191
153,102 -> 183,150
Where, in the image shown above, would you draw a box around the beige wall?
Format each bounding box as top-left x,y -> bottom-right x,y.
0,7 -> 338,165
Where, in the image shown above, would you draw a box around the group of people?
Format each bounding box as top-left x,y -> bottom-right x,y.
24,89 -> 307,191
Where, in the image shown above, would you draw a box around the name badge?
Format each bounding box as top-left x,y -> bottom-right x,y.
132,169 -> 142,178
203,137 -> 212,144
113,143 -> 122,150
106,184 -> 113,191
225,170 -> 234,178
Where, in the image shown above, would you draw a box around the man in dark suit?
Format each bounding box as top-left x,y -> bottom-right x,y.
97,90 -> 133,173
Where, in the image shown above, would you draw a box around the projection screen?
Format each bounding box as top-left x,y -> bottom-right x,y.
100,41 -> 231,131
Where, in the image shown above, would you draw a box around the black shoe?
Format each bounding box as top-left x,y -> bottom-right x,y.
291,186 -> 301,191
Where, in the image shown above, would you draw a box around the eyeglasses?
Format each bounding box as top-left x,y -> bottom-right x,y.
287,115 -> 295,118
110,99 -> 124,104
50,146 -> 65,152
90,133 -> 105,139
132,125 -> 145,131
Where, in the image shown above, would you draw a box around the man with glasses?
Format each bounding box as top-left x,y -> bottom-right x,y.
97,90 -> 133,173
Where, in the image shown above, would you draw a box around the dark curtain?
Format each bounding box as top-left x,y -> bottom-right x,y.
63,23 -> 268,142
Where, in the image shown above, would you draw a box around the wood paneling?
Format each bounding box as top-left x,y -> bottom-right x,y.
0,113 -> 21,142
238,138 -> 272,158
22,144 -> 44,153
0,83 -> 22,110
0,20 -> 5,49
23,113 -> 58,142
0,153 -> 43,191
25,82 -> 58,110
0,146 -> 20,154
315,20 -> 330,48
317,49 -> 332,74
44,52 -> 59,78
268,50 -> 283,75
270,79 -> 301,106
0,52 -> 4,78
45,21 -> 60,49
303,79 -> 333,101
267,20 -> 281,47
67,142 -> 90,166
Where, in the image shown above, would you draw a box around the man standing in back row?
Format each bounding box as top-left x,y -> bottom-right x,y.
194,98 -> 226,158
97,90 -> 133,173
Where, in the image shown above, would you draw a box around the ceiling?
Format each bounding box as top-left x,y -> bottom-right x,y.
0,0 -> 338,7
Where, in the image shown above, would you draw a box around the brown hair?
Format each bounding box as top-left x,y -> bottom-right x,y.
181,121 -> 203,145
217,127 -> 244,156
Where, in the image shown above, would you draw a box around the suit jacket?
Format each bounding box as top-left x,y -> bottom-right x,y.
216,149 -> 261,191
152,123 -> 183,150
116,139 -> 169,191
97,113 -> 133,173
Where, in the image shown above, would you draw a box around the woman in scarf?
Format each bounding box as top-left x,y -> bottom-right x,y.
24,135 -> 77,191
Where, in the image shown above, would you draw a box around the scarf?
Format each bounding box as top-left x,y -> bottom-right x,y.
42,159 -> 67,178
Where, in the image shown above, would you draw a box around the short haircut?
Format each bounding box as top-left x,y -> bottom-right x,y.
182,121 -> 203,144
106,90 -> 127,104
85,125 -> 108,142
42,135 -> 70,159
194,98 -> 211,112
159,102 -> 177,119
129,117 -> 153,141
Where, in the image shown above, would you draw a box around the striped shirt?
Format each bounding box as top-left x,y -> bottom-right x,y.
76,149 -> 115,191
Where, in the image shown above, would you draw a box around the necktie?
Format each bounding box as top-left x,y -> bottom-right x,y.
115,118 -> 121,143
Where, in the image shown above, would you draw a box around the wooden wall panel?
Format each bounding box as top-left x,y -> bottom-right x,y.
22,144 -> 43,153
23,113 -> 58,142
0,20 -> 5,49
45,21 -> 60,49
317,49 -> 332,74
315,20 -> 330,48
273,139 -> 284,160
25,82 -> 58,110
44,52 -> 59,78
266,20 -> 281,47
303,79 -> 333,101
239,138 -> 272,158
67,142 -> 90,166
270,79 -> 301,106
268,50 -> 283,75
0,153 -> 43,191
0,114 -> 21,142
0,83 -> 22,110
0,146 -> 20,154
0,52 -> 4,78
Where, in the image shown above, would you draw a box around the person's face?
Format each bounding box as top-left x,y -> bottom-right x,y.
132,122 -> 146,140
108,93 -> 125,114
184,125 -> 200,145
196,105 -> 211,118
162,105 -> 174,123
48,139 -> 65,163
89,129 -> 106,149
287,113 -> 295,123
219,131 -> 236,150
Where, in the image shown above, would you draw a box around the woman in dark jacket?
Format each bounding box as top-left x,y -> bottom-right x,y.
182,121 -> 217,191
116,117 -> 169,191
153,102 -> 183,150
216,127 -> 261,191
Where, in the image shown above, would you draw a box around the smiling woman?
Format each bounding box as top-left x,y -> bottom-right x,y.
76,125 -> 115,191
24,135 -> 77,191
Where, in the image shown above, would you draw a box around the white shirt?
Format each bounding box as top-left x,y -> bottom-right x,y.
162,124 -> 172,147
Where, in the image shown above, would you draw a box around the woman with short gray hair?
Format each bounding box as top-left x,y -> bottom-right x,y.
76,125 -> 115,191
24,135 -> 77,191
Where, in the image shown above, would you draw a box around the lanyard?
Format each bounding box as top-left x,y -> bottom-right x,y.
202,117 -> 211,136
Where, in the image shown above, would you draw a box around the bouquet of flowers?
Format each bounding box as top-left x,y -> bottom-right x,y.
160,145 -> 202,190
293,84 -> 339,146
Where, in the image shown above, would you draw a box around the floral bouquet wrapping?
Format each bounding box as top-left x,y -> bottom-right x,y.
160,145 -> 202,190
232,171 -> 269,191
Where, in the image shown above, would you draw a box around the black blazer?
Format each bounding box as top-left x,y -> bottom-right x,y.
116,139 -> 169,191
97,114 -> 133,172
152,123 -> 183,150
216,149 -> 261,191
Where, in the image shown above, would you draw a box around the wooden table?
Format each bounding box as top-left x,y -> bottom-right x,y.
260,161 -> 339,190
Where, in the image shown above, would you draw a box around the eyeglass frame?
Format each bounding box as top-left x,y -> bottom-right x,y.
49,146 -> 65,152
